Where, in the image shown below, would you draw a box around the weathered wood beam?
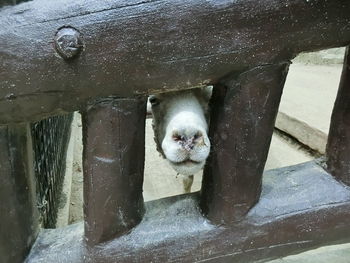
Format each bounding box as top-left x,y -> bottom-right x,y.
326,46 -> 350,186
82,97 -> 147,246
1,0 -> 350,124
0,124 -> 39,263
26,161 -> 350,263
201,63 -> 289,223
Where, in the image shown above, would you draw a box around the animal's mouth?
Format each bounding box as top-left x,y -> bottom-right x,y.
170,159 -> 202,166
168,159 -> 205,176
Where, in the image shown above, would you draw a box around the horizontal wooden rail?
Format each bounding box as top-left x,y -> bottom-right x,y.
26,161 -> 350,262
0,0 -> 350,123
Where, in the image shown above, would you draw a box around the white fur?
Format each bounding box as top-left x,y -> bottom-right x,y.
150,87 -> 212,192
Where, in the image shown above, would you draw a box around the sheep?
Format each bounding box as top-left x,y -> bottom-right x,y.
149,87 -> 212,193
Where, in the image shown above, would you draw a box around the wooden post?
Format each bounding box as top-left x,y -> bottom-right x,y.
82,97 -> 147,246
201,63 -> 290,224
0,124 -> 39,263
326,47 -> 350,186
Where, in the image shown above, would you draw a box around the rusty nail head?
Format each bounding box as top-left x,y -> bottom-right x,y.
54,26 -> 83,60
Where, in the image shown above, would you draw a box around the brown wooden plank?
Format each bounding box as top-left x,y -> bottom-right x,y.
326,46 -> 350,186
82,97 -> 147,246
200,63 -> 289,223
1,0 -> 350,123
26,161 -> 350,263
0,124 -> 39,263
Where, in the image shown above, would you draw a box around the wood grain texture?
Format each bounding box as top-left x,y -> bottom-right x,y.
26,161 -> 350,263
201,63 -> 289,223
0,124 -> 39,263
0,0 -> 350,123
82,97 -> 147,246
326,46 -> 350,186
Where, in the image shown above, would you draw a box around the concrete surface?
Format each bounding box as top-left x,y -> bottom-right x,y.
68,114 -> 83,225
268,243 -> 350,263
55,114 -> 77,227
293,47 -> 345,65
276,63 -> 343,153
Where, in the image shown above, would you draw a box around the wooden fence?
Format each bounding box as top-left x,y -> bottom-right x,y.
1,0 -> 350,262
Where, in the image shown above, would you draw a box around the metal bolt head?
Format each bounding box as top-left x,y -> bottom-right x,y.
54,26 -> 83,60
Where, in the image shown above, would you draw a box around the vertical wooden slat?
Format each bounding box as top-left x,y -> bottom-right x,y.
326,47 -> 350,186
82,97 -> 147,246
201,63 -> 290,224
0,124 -> 39,263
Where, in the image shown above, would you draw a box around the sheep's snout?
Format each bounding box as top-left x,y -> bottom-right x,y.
150,87 -> 213,177
162,125 -> 210,176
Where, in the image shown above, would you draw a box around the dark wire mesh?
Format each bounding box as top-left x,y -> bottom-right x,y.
0,0 -> 30,8
31,114 -> 73,228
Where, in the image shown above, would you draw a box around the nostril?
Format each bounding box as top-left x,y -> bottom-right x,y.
193,132 -> 203,140
172,132 -> 185,142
